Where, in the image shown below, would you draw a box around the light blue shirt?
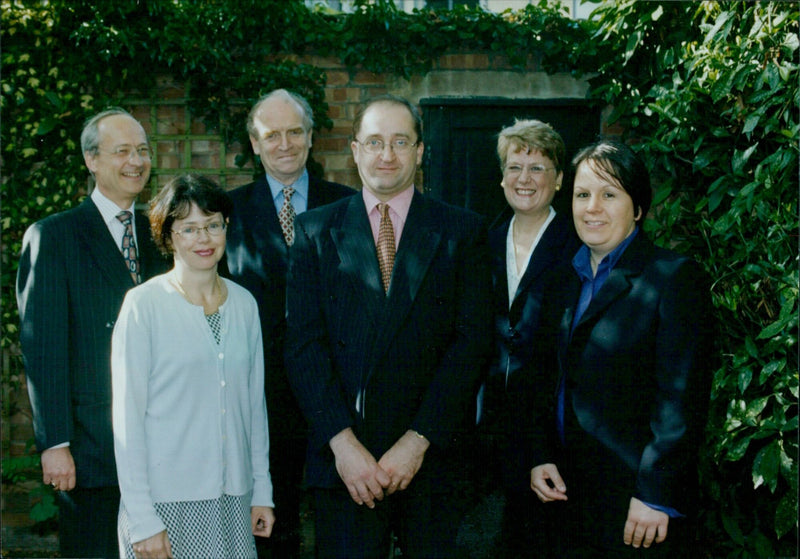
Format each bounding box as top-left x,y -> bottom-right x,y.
267,170 -> 309,215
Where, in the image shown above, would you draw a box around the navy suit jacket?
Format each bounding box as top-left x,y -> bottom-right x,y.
17,197 -> 168,487
223,174 -> 353,438
533,232 -> 713,517
481,210 -> 580,490
285,191 -> 494,488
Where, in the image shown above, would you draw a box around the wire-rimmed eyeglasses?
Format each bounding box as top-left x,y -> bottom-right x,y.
356,138 -> 418,155
171,222 -> 226,240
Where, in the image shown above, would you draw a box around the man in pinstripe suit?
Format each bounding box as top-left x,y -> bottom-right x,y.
16,108 -> 168,558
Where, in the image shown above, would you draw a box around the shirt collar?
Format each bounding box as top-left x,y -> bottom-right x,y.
91,187 -> 136,226
361,185 -> 415,224
267,169 -> 309,203
572,226 -> 639,282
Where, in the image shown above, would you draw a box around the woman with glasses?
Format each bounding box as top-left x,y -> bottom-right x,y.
112,174 -> 274,559
476,119 -> 580,556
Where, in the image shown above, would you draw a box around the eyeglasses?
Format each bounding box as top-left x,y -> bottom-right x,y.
98,145 -> 153,160
504,164 -> 554,178
356,138 -> 418,155
171,222 -> 226,240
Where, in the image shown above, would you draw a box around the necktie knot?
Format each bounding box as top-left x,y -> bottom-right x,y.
116,210 -> 133,226
279,186 -> 296,246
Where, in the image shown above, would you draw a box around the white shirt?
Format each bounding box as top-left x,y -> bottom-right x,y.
112,275 -> 273,542
505,206 -> 556,306
91,187 -> 138,249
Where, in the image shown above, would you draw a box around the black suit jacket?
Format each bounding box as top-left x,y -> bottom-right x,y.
224,174 -> 353,438
285,191 -> 494,488
534,232 -> 713,517
16,197 -> 168,487
481,211 -> 580,490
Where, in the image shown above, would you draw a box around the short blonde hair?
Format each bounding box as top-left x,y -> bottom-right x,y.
496,119 -> 565,172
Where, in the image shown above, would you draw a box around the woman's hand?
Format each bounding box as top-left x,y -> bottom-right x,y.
132,530 -> 173,559
530,463 -> 568,503
252,506 -> 275,538
623,497 -> 669,548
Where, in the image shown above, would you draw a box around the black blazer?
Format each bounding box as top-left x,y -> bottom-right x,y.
534,232 -> 713,517
16,197 -> 168,487
285,191 -> 494,488
482,211 -> 580,490
223,174 -> 353,438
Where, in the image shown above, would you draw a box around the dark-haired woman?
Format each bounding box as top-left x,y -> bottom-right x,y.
112,175 -> 274,559
529,141 -> 713,557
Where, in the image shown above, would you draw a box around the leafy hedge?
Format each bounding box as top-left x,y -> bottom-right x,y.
580,3 -> 798,556
2,1 -> 797,555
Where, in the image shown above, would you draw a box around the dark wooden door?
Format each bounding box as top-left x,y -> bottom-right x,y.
421,98 -> 601,223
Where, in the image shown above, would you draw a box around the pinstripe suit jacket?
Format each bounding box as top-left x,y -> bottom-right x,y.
223,175 -> 353,438
17,197 -> 168,487
285,191 -> 494,488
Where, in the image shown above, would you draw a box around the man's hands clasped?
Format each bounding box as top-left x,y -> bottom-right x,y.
330,428 -> 429,507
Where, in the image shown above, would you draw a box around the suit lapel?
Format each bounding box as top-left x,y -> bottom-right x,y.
571,233 -> 651,334
489,221 -> 511,313
134,208 -> 167,280
331,196 -> 385,317
307,175 -> 329,209
76,198 -> 133,288
249,177 -> 287,257
557,234 -> 651,391
371,192 -> 441,357
510,214 -> 571,315
389,192 -> 440,306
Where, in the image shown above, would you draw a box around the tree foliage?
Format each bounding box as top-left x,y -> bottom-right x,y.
1,1 -> 797,555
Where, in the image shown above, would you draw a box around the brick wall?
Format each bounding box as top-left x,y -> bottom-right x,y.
125,50 -> 602,199
2,50 -> 600,530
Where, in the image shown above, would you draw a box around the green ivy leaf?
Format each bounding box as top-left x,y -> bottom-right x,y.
721,510 -> 746,546
774,489 -> 798,539
752,440 -> 780,492
738,367 -> 753,393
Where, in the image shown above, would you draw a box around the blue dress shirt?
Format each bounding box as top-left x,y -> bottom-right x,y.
267,170 -> 309,215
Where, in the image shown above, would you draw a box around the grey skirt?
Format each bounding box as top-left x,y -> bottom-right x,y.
118,492 -> 256,559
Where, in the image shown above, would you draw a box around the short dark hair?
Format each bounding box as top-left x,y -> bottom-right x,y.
149,174 -> 233,255
352,94 -> 423,143
571,140 -> 652,222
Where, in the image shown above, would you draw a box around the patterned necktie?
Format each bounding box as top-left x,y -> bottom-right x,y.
376,203 -> 396,293
116,211 -> 140,284
279,186 -> 296,246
